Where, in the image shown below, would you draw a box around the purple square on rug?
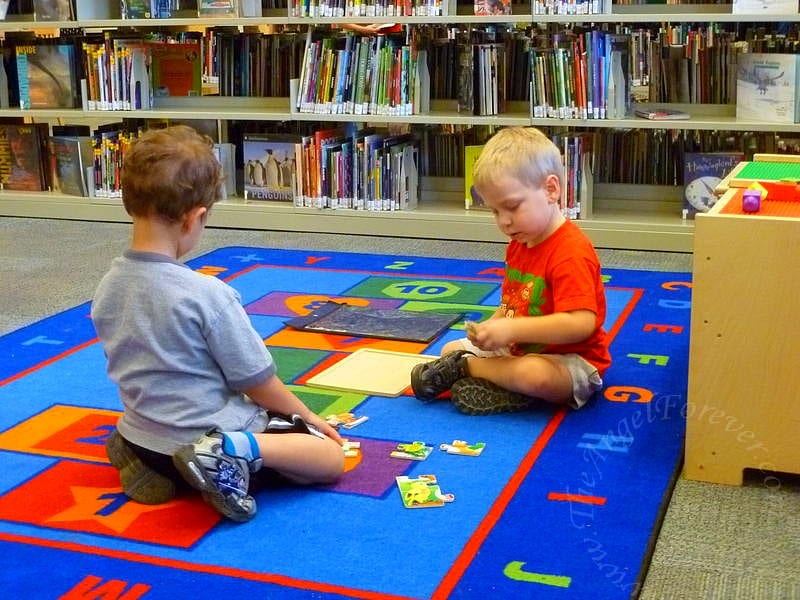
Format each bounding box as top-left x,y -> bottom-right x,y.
322,437 -> 411,498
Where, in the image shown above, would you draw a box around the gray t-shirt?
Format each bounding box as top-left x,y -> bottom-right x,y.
91,250 -> 272,454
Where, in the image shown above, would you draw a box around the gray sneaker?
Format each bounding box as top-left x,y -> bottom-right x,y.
410,350 -> 474,400
172,431 -> 257,522
450,377 -> 537,415
106,429 -> 176,505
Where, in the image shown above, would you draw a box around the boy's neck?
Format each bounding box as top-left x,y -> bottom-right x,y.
130,217 -> 182,260
526,206 -> 566,248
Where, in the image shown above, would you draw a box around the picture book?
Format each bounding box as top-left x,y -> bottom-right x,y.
683,152 -> 743,217
213,142 -> 236,197
198,0 -> 239,17
440,440 -> 486,456
464,144 -> 485,209
634,108 -> 690,121
396,475 -> 454,509
243,134 -> 300,202
474,0 -> 511,15
121,0 -> 152,18
736,53 -> 800,124
16,43 -> 79,109
150,42 -> 202,98
0,124 -> 46,191
0,1 -> 9,20
285,301 -> 461,343
33,0 -> 72,20
48,136 -> 94,197
390,442 -> 433,461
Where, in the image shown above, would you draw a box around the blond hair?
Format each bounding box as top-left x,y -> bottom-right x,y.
473,127 -> 563,192
121,125 -> 224,222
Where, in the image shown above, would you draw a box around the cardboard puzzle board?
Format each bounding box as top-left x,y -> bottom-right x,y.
307,349 -> 438,397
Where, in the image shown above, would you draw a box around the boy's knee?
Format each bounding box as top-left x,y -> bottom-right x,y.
319,438 -> 345,483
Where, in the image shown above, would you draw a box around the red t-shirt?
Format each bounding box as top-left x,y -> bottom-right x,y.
499,220 -> 611,376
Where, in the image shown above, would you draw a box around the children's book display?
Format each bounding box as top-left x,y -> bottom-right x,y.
286,301 -> 461,343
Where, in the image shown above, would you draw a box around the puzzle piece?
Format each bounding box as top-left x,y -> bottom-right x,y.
395,474 -> 454,509
325,412 -> 368,429
390,441 -> 433,461
440,440 -> 486,457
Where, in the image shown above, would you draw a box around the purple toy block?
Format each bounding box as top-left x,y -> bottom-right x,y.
742,190 -> 761,213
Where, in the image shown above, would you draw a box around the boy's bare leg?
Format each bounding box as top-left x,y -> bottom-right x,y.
254,433 -> 344,485
466,354 -> 573,404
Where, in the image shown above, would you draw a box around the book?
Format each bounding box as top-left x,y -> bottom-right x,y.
284,301 -> 461,343
213,142 -> 236,197
48,135 -> 94,197
33,0 -> 73,20
474,0 -> 511,15
121,0 -> 151,18
683,152 -> 744,218
390,442 -> 433,461
16,43 -> 79,109
0,1 -> 10,20
243,134 -> 300,202
634,108 -> 690,121
0,124 -> 46,191
198,0 -> 238,17
736,53 -> 800,124
150,42 -> 202,98
464,144 -> 485,209
395,474 -> 454,509
732,0 -> 798,14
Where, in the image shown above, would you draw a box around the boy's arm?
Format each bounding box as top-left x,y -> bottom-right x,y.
244,375 -> 343,443
469,309 -> 596,351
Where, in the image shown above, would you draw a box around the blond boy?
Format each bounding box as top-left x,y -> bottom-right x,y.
411,127 -> 610,414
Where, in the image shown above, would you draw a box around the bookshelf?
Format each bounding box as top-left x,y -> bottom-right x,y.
1,7 -> 799,252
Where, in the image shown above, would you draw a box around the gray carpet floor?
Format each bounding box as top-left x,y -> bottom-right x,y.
1,217 -> 798,599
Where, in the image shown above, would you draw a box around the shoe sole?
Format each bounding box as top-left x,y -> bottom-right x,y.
172,446 -> 256,523
451,378 -> 536,416
105,431 -> 176,505
410,362 -> 437,400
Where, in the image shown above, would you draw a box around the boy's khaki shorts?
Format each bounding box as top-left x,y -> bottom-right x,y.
453,338 -> 603,409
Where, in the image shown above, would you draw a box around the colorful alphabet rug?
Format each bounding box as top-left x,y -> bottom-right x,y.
0,247 -> 691,599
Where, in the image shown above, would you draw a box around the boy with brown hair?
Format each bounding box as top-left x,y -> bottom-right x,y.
92,126 -> 343,522
411,127 -> 610,414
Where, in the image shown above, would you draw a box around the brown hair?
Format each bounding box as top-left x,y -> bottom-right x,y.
121,125 -> 224,222
473,127 -> 563,192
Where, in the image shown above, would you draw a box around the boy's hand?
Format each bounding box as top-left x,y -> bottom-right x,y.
469,318 -> 515,351
305,412 -> 344,445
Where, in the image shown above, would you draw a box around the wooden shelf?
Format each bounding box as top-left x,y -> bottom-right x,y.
3,6 -> 800,28
0,187 -> 693,252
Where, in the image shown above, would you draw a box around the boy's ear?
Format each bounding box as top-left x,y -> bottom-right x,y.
544,174 -> 561,203
182,206 -> 208,232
